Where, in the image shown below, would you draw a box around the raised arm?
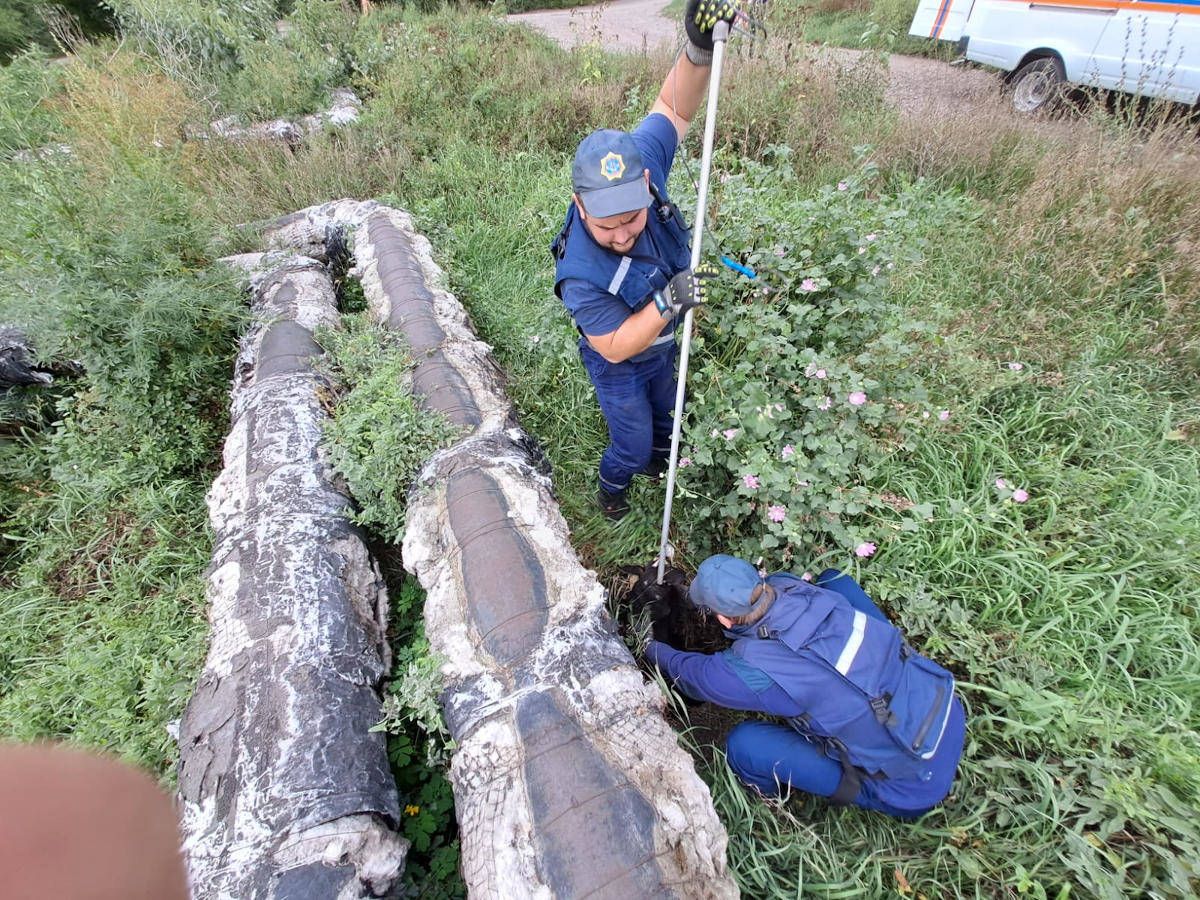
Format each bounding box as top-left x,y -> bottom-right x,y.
651,0 -> 740,140
650,54 -> 715,142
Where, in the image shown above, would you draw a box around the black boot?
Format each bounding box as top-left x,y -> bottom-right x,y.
640,457 -> 669,481
597,486 -> 631,520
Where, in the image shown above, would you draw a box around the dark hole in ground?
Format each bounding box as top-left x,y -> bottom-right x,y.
611,561 -> 750,753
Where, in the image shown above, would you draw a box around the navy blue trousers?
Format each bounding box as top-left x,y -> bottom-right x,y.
580,342 -> 677,493
725,570 -> 949,818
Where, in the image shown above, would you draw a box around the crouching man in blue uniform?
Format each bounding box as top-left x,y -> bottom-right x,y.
646,555 -> 967,817
551,0 -> 738,520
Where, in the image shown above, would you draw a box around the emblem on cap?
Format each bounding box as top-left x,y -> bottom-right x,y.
599,151 -> 625,182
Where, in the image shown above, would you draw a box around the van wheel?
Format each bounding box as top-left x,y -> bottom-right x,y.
1011,58 -> 1066,113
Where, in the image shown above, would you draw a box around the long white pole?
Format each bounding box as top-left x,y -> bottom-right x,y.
657,22 -> 730,584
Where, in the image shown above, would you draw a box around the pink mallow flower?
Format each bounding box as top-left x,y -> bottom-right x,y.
768,505 -> 786,523
743,474 -> 760,490
1008,362 -> 1024,371
838,182 -> 848,191
815,368 -> 827,379
781,444 -> 795,460
801,572 -> 813,582
679,457 -> 692,468
775,248 -> 785,256
848,392 -> 867,406
723,428 -> 738,440
995,478 -> 1007,489
800,278 -> 819,292
938,409 -> 950,421
866,234 -> 877,241
1012,488 -> 1029,503
817,396 -> 832,410
854,541 -> 877,558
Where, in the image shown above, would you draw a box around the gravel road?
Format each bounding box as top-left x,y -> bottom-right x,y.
508,0 -> 1018,121
508,0 -> 678,53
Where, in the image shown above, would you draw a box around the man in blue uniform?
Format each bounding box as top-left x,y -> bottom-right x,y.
552,0 -> 738,520
646,555 -> 967,817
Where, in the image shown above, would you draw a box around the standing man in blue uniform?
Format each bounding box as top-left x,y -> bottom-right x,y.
646,555 -> 967,817
552,0 -> 738,520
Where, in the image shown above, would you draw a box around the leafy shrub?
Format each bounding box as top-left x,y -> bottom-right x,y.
104,0 -> 280,80
316,312 -> 462,544
675,148 -> 974,564
221,0 -> 358,119
0,55 -> 242,489
0,0 -> 114,62
380,623 -> 461,896
374,547 -> 462,895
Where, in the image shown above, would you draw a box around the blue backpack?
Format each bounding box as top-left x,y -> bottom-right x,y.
731,571 -> 956,804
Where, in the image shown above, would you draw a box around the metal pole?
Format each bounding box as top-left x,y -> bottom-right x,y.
657,22 -> 730,584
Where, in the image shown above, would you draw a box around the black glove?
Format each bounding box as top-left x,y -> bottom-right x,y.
647,597 -> 679,646
653,263 -> 718,320
685,0 -> 738,55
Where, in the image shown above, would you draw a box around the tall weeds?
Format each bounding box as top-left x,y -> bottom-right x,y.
1,6 -> 1196,895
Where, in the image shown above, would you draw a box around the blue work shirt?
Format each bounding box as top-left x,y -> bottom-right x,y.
559,112 -> 683,342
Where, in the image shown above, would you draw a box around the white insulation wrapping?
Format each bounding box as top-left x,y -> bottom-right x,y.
195,198 -> 738,899
177,254 -> 407,900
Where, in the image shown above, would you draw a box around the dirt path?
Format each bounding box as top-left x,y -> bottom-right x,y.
508,1 -> 1013,120
507,0 -> 678,53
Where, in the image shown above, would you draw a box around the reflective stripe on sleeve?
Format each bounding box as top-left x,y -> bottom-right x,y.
608,257 -> 632,294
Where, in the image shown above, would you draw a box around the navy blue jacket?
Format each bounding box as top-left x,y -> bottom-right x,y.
647,580 -> 966,811
552,114 -> 691,362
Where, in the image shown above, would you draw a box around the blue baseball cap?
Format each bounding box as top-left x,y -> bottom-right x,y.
572,129 -> 651,218
689,555 -> 764,617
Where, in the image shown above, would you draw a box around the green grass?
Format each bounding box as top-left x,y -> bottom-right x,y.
1,5 -> 1197,896
0,481 -> 210,775
770,0 -> 951,57
351,18 -> 1197,896
406,145 -> 1198,899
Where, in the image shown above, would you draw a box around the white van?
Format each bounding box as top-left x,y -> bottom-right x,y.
910,0 -> 1200,112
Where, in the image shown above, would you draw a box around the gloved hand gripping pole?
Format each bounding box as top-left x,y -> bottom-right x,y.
657,20 -> 731,585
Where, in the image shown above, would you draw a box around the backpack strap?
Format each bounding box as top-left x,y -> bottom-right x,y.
648,180 -> 688,233
829,763 -> 864,807
786,717 -> 879,807
550,216 -> 571,261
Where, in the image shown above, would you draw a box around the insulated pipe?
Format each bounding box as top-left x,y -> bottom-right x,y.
259,200 -> 737,899
177,254 -> 407,899
658,22 -> 732,585
357,204 -> 737,900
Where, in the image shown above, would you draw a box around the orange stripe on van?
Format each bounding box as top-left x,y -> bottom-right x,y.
930,0 -> 956,38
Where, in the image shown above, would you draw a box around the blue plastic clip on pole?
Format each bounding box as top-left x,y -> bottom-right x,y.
721,255 -> 756,279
